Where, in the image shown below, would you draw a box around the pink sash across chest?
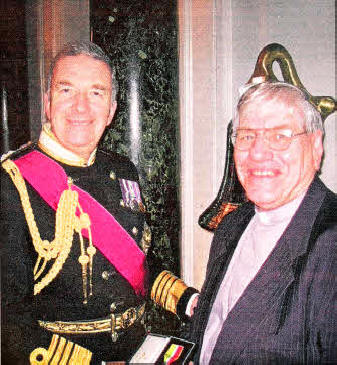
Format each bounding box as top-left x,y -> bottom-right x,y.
14,150 -> 147,297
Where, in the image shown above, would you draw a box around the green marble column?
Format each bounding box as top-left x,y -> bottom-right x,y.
91,0 -> 181,332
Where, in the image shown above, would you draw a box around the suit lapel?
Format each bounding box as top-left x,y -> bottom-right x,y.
210,176 -> 327,363
193,203 -> 254,356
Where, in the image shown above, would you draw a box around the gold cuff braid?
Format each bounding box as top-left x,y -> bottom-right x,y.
151,271 -> 188,315
29,334 -> 92,365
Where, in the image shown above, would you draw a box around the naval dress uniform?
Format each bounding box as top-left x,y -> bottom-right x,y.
1,124 -> 197,364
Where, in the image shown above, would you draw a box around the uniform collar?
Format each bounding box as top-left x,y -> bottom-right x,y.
38,123 -> 96,167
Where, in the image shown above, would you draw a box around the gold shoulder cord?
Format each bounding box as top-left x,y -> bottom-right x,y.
2,159 -> 96,304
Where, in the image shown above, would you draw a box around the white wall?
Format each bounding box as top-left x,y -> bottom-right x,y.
231,0 -> 336,191
178,0 -> 217,289
179,0 -> 336,289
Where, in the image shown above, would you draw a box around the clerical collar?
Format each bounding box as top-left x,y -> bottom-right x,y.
38,123 -> 96,167
255,193 -> 306,226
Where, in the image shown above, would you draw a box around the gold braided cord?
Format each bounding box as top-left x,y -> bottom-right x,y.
2,159 -> 95,303
34,187 -> 77,295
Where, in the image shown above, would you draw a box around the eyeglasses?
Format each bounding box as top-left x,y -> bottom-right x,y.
231,128 -> 308,151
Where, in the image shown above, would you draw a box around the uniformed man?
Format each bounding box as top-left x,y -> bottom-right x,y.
0,41 -> 198,364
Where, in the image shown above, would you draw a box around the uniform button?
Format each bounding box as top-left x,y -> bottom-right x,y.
120,199 -> 125,207
110,303 -> 117,312
132,227 -> 138,236
102,271 -> 111,280
110,171 -> 116,180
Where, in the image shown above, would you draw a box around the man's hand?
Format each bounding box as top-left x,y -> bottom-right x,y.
189,295 -> 199,316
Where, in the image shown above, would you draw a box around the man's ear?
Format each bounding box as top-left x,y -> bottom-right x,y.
107,101 -> 117,126
44,93 -> 51,120
312,130 -> 324,171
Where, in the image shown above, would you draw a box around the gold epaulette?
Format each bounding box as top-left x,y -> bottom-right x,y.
0,141 -> 33,163
151,271 -> 188,315
30,334 -> 92,364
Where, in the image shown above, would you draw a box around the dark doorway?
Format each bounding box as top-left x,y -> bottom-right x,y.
0,0 -> 30,154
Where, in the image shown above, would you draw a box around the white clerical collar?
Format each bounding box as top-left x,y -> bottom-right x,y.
255,193 -> 306,226
38,123 -> 96,167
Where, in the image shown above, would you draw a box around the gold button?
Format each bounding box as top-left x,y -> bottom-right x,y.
110,171 -> 116,180
102,271 -> 110,280
132,227 -> 138,236
110,303 -> 117,312
120,200 -> 125,207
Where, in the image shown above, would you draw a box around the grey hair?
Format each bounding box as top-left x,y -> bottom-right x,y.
46,41 -> 118,102
232,82 -> 324,134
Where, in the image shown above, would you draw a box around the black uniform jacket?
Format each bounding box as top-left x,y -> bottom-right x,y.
0,143 -> 166,364
190,176 -> 337,364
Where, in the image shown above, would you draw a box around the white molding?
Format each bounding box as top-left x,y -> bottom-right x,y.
178,0 -> 233,289
214,0 -> 233,187
178,0 -> 194,285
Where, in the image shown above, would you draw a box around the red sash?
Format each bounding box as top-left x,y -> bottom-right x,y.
13,150 -> 148,297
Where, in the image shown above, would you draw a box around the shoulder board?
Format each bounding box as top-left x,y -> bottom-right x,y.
97,148 -> 139,181
1,141 -> 36,163
98,148 -> 131,163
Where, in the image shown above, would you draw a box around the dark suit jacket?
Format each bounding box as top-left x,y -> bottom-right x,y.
190,176 -> 337,364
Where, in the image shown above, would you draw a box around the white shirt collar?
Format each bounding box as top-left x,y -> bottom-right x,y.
38,123 -> 96,167
255,193 -> 306,226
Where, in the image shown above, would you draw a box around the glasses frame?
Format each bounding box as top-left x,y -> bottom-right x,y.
231,128 -> 308,151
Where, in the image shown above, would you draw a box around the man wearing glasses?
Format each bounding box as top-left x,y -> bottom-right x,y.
190,82 -> 336,364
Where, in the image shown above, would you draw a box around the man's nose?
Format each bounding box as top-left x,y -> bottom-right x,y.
73,92 -> 89,113
248,134 -> 273,160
